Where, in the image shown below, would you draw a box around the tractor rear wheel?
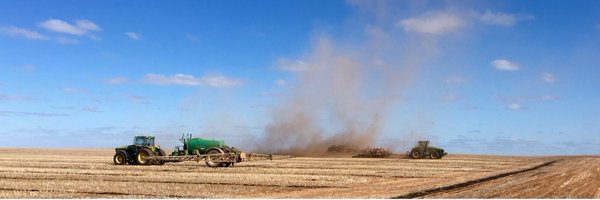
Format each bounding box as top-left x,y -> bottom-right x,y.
411,147 -> 425,159
136,148 -> 154,165
205,148 -> 224,168
430,150 -> 442,159
113,151 -> 127,165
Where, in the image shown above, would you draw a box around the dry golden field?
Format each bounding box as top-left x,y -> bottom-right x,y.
0,148 -> 598,198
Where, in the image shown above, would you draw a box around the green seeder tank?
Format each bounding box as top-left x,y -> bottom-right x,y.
185,137 -> 225,155
171,134 -> 241,167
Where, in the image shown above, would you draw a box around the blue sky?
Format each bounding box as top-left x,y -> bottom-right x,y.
1,0 -> 599,155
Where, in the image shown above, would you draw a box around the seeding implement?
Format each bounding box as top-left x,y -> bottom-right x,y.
352,147 -> 392,158
345,140 -> 447,159
113,134 -> 276,167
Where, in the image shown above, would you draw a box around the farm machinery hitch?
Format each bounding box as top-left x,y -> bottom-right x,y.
113,134 -> 290,167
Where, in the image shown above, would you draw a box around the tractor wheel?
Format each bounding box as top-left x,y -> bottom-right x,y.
205,148 -> 224,168
113,151 -> 127,165
221,162 -> 232,167
155,149 -> 166,165
136,148 -> 154,165
410,147 -> 425,159
430,150 -> 442,159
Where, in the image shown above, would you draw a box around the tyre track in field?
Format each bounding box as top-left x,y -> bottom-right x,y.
0,188 -> 195,198
392,160 -> 558,199
0,176 -> 340,189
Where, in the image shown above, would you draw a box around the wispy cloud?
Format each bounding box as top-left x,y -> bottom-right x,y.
444,76 -> 469,84
397,11 -> 464,35
499,95 -> 559,111
499,95 -> 560,103
63,87 -> 88,94
491,59 -> 520,71
21,65 -> 36,72
39,19 -> 101,36
186,34 -> 200,43
0,94 -> 33,101
441,93 -> 464,102
276,58 -> 310,72
480,10 -> 534,26
0,110 -> 69,117
127,95 -> 149,104
104,76 -> 129,85
82,106 -> 101,112
125,32 -> 141,40
142,73 -> 245,88
275,79 -> 287,87
1,26 -> 49,40
56,36 -> 78,44
540,95 -> 559,101
507,103 -> 527,110
542,73 -> 556,83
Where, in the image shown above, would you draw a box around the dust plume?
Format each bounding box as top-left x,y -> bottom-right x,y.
256,2 -> 442,156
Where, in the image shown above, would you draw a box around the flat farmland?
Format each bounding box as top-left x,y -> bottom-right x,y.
0,148 -> 598,198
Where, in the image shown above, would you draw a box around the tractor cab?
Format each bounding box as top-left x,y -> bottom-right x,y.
133,136 -> 155,147
418,140 -> 429,149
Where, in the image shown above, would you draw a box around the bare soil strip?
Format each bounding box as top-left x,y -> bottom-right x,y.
392,160 -> 558,198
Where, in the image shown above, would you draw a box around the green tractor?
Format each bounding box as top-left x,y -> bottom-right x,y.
113,135 -> 167,165
172,134 -> 242,167
410,140 -> 447,159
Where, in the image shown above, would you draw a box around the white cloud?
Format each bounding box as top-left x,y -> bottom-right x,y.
276,58 -> 310,72
142,73 -> 245,88
125,32 -> 141,40
104,77 -> 129,85
507,103 -> 527,110
75,20 -> 101,31
397,11 -> 464,35
39,19 -> 101,36
1,26 -> 49,40
480,10 -> 533,26
491,59 -> 520,71
542,73 -> 556,83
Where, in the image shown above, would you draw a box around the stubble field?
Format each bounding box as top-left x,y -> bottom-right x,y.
0,148 -> 598,198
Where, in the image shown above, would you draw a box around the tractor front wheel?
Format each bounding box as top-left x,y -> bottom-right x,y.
136,148 -> 154,165
410,148 -> 425,159
113,151 -> 127,165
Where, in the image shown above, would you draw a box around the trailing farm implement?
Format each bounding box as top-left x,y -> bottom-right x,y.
348,140 -> 448,159
113,134 -> 277,167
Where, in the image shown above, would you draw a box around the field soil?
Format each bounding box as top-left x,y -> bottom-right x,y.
0,148 -> 598,198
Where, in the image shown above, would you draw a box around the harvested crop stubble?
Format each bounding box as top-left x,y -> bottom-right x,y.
0,148 -> 596,198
